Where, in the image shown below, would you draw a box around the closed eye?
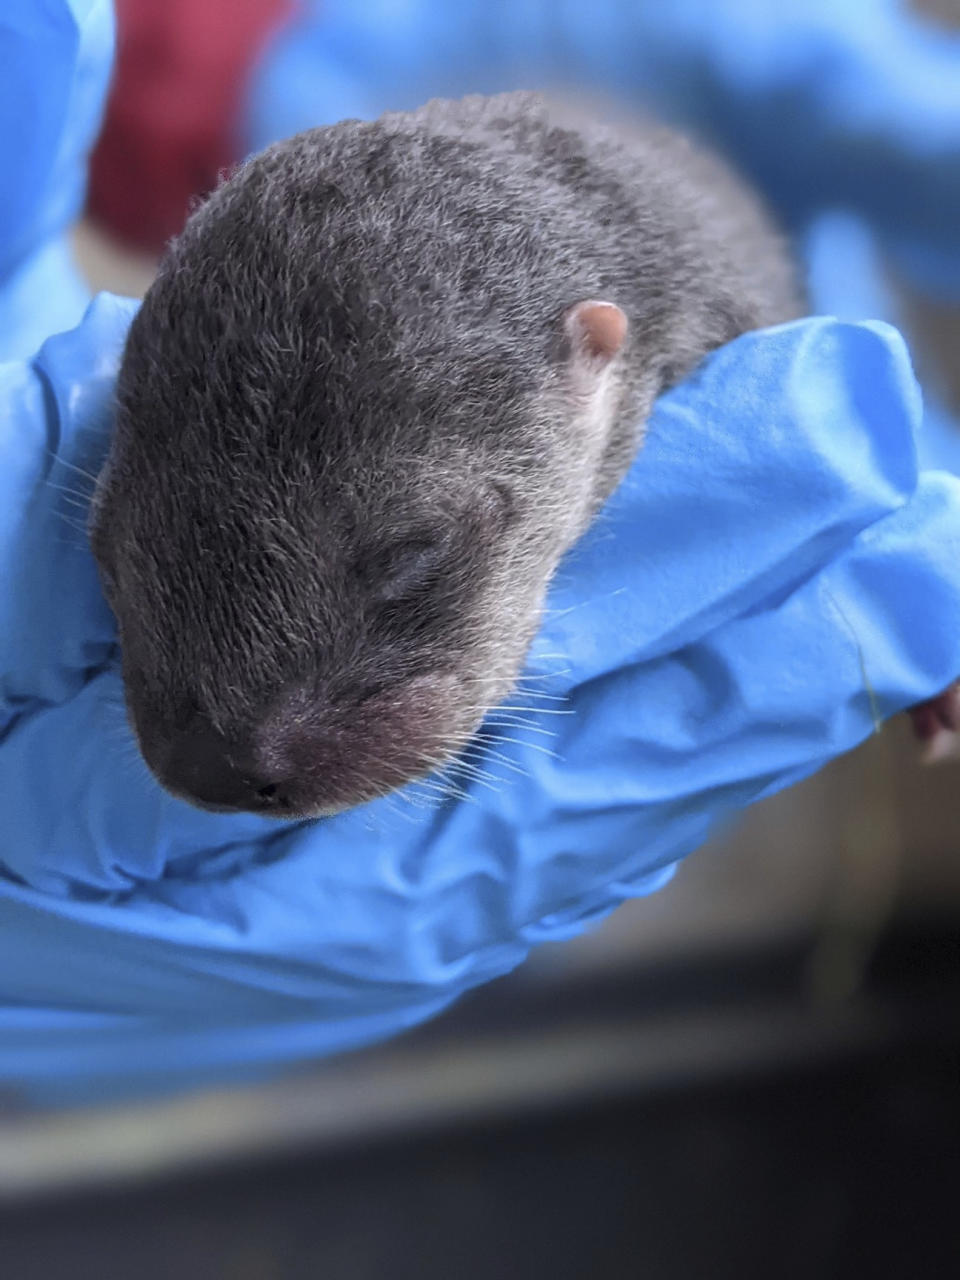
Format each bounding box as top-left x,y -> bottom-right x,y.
354,537 -> 446,601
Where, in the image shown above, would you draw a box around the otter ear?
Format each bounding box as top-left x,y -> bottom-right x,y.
563,300 -> 628,377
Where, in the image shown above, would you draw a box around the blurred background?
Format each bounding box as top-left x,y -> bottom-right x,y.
3,1 -> 960,1275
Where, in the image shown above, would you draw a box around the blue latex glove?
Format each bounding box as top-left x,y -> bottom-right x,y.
805,211 -> 960,477
0,0 -> 114,359
246,0 -> 960,298
4,294 -> 960,1106
6,0 -> 960,1109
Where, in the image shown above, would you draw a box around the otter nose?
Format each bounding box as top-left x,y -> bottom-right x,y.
159,717 -> 287,813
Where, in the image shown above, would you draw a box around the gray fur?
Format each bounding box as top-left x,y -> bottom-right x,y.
90,91 -> 802,817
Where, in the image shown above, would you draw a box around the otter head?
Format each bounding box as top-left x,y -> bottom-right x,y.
90,130 -> 631,818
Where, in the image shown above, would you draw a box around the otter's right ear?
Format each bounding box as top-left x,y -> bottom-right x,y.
563,300 -> 628,383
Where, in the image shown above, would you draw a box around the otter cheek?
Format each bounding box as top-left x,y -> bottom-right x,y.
351,671 -> 470,786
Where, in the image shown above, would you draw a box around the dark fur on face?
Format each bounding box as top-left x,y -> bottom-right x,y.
89,92 -> 801,818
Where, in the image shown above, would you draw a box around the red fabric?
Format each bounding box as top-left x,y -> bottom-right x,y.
87,0 -> 296,253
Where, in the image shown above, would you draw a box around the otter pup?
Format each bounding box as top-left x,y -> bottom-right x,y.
89,91 -> 802,818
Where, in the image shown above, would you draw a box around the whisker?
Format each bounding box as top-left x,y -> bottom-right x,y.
436,765 -> 501,796
458,745 -> 529,778
443,757 -> 502,785
46,453 -> 102,485
51,536 -> 91,551
44,479 -> 95,501
409,773 -> 462,799
478,733 -> 562,761
52,514 -> 91,538
56,495 -> 92,514
395,788 -> 442,813
492,704 -> 574,715
485,717 -> 558,738
383,793 -> 430,824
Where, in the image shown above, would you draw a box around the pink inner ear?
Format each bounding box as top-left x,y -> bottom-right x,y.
567,300 -> 628,364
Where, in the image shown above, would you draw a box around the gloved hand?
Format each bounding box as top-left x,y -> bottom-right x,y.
3,292 -> 960,1106
6,0 -> 960,1109
0,0 -> 114,359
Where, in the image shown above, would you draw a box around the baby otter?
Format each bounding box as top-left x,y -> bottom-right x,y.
89,91 -> 802,818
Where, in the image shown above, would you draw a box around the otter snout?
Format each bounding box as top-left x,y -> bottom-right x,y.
149,716 -> 286,815
138,672 -> 470,818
